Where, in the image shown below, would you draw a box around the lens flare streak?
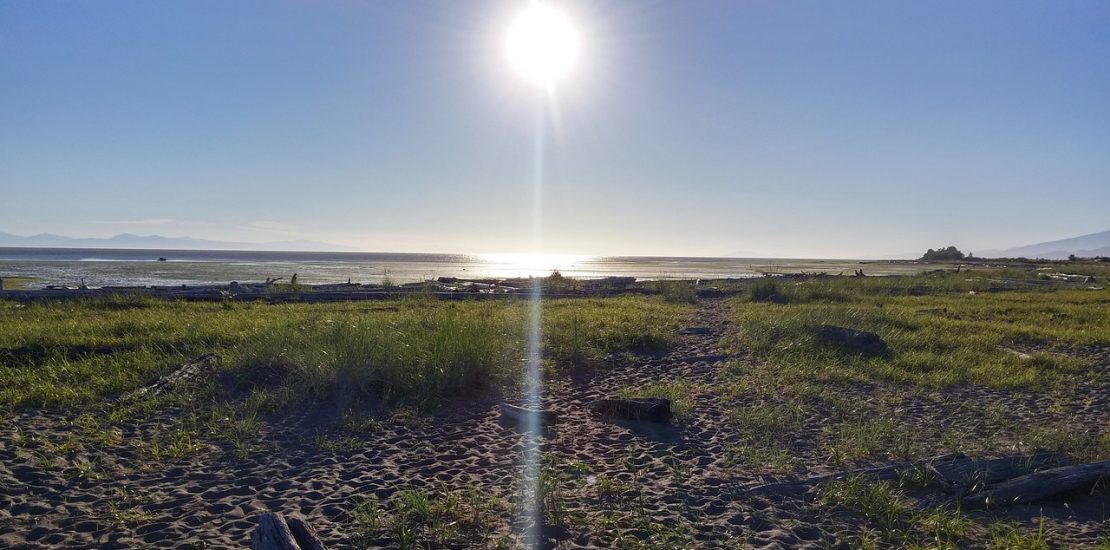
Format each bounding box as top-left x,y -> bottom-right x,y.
519,90 -> 548,549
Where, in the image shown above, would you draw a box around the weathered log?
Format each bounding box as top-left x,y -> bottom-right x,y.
931,452 -> 1068,498
286,515 -> 328,550
816,325 -> 890,357
733,452 -> 1066,500
733,453 -> 968,498
251,512 -> 328,550
499,403 -> 558,427
251,513 -> 300,550
963,460 -> 1110,508
121,353 -> 221,402
590,397 -> 673,423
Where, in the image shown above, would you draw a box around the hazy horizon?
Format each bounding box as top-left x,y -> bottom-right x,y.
3,1 -> 1108,258
2,226 -> 1109,260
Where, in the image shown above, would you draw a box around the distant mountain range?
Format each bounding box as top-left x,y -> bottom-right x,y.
4,229 -> 1108,259
979,229 -> 1110,260
0,232 -> 355,252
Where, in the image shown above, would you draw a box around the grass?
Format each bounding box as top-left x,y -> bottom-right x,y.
0,276 -> 39,290
351,485 -> 509,548
4,267 -> 1106,546
728,275 -> 1108,390
816,476 -> 1003,548
0,295 -> 689,413
986,519 -> 1049,550
722,273 -> 1110,465
721,270 -> 1109,546
655,278 -> 698,304
724,401 -> 804,473
817,476 -> 908,532
531,451 -> 697,549
0,293 -> 689,480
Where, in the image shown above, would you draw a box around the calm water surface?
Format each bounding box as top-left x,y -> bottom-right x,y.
0,248 -> 931,289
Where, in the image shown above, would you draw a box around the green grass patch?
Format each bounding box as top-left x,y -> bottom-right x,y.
655,278 -> 698,304
350,485 -> 508,548
0,295 -> 690,412
724,401 -> 804,474
728,280 -> 1107,390
0,276 -> 40,290
817,476 -> 996,548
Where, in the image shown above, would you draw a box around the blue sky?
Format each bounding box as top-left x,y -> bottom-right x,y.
2,0 -> 1107,257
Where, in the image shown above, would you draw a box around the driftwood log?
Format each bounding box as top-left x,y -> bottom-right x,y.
120,353 -> 221,403
499,403 -> 558,427
963,459 -> 1110,508
734,453 -> 966,498
590,397 -> 673,423
929,452 -> 1068,498
735,453 -> 1070,501
251,512 -> 328,550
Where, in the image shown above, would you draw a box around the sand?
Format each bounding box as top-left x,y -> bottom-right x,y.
1,298 -> 1107,548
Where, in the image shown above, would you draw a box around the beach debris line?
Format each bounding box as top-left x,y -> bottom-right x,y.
251,512 -> 328,550
590,397 -> 673,423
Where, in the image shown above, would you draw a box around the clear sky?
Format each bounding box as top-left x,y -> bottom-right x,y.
2,1 -> 1108,258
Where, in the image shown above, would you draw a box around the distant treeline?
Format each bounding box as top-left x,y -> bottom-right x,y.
920,245 -> 1110,263
921,246 -> 968,261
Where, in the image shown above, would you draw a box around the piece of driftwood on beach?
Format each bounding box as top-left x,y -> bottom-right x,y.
962,460 -> 1110,508
499,403 -> 559,427
251,512 -> 328,550
929,452 -> 1069,497
120,353 -> 221,403
733,452 -> 1069,501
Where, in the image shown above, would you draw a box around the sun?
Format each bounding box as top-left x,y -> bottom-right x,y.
505,3 -> 581,88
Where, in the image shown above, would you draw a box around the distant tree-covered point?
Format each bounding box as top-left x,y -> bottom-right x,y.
921,246 -> 967,261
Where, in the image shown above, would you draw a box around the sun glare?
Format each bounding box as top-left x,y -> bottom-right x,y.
479,253 -> 589,277
505,3 -> 581,88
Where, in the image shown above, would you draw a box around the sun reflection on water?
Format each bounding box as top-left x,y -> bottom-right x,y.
476,253 -> 592,278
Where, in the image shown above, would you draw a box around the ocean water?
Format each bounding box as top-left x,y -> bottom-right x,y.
0,247 -> 929,289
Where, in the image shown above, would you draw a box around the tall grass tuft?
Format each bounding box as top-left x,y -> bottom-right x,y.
0,295 -> 691,411
236,302 -> 523,409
